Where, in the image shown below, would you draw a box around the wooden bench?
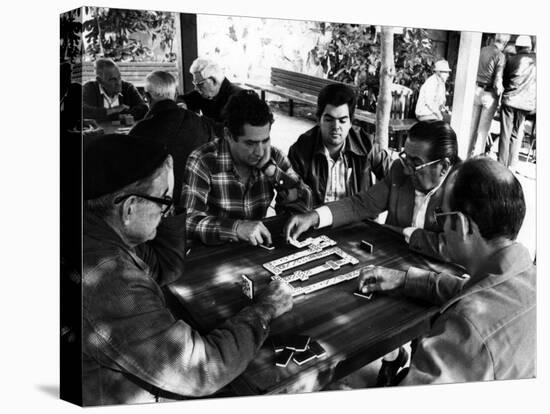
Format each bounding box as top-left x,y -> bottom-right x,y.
246,67 -> 416,133
71,61 -> 179,90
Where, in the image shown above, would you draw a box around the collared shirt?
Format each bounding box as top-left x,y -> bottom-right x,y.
98,83 -> 122,109
323,145 -> 351,203
402,170 -> 449,243
415,74 -> 447,120
181,137 -> 312,245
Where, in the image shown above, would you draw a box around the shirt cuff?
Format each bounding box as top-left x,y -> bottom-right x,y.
403,227 -> 417,244
315,205 -> 333,229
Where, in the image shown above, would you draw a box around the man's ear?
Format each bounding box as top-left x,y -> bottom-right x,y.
441,157 -> 451,176
454,212 -> 472,241
224,127 -> 235,142
120,197 -> 136,226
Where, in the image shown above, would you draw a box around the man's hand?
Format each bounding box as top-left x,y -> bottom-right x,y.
235,220 -> 272,246
358,266 -> 406,294
106,104 -> 130,117
256,146 -> 272,172
256,280 -> 294,319
284,211 -> 319,242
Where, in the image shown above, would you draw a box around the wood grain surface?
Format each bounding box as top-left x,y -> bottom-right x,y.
167,218 -> 461,394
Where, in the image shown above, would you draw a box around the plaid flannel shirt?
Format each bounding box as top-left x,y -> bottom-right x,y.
181,137 -> 312,245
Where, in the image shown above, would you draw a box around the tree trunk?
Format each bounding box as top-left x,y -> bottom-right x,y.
375,26 -> 396,150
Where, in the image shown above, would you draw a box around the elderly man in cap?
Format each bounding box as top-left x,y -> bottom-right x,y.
83,58 -> 148,122
180,57 -> 243,135
498,35 -> 536,171
83,134 -> 293,405
468,33 -> 510,157
415,60 -> 452,122
357,157 -> 535,385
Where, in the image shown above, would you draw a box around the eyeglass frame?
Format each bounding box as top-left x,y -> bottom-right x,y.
433,207 -> 472,235
398,151 -> 441,173
114,193 -> 173,216
192,77 -> 212,89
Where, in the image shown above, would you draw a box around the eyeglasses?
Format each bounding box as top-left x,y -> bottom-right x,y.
398,151 -> 441,172
192,77 -> 210,88
114,193 -> 173,216
433,207 -> 462,227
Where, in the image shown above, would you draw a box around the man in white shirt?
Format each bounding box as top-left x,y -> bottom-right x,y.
83,58 -> 148,121
415,60 -> 452,122
284,120 -> 460,261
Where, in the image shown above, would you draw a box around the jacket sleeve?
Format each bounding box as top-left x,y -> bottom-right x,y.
408,228 -> 443,261
327,161 -> 394,227
85,259 -> 273,397
401,266 -> 469,305
271,148 -> 312,214
401,309 -> 493,385
135,213 -> 187,286
83,82 -> 109,121
180,152 -> 239,245
122,82 -> 148,121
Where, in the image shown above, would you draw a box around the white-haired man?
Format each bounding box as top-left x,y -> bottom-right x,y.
180,57 -> 243,131
83,58 -> 148,121
130,71 -> 215,206
415,60 -> 452,122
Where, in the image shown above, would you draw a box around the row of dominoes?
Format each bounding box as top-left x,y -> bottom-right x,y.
291,268 -> 362,296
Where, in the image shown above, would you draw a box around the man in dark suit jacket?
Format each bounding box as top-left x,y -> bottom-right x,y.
285,121 -> 461,261
179,58 -> 242,136
130,71 -> 216,206
83,58 -> 148,122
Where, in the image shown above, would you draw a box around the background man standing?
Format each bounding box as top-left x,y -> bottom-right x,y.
468,33 -> 510,157
499,35 -> 536,171
415,60 -> 452,122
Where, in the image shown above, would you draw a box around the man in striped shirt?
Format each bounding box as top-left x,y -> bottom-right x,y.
181,90 -> 312,246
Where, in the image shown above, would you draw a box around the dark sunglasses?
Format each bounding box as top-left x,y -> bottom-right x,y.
114,193 -> 173,216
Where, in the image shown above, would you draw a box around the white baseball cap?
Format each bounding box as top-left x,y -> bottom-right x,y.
434,60 -> 451,72
515,35 -> 532,48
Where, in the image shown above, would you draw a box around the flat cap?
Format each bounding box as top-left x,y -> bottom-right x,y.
84,134 -> 168,200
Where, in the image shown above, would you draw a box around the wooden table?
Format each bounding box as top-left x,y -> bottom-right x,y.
167,218 -> 460,395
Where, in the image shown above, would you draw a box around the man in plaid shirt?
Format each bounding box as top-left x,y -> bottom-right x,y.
181,90 -> 312,246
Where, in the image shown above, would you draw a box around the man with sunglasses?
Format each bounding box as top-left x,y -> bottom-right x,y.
179,57 -> 243,136
356,157 -> 535,384
284,120 -> 459,261
83,134 -> 293,405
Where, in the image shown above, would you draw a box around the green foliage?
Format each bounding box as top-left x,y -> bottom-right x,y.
316,24 -> 438,111
62,7 -> 176,63
60,8 -> 83,63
